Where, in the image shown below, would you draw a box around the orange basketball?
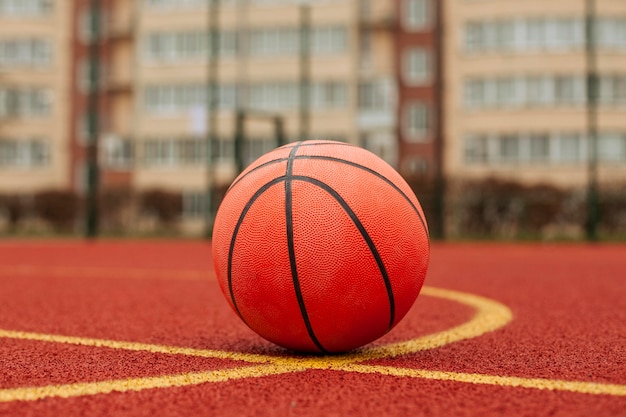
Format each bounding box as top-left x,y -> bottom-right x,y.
212,140 -> 429,353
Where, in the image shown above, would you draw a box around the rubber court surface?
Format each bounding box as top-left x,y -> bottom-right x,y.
0,240 -> 624,416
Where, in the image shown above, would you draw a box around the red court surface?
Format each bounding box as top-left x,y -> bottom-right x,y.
0,241 -> 624,416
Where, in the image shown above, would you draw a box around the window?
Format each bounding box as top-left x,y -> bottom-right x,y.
102,135 -> 133,169
527,19 -> 546,50
0,0 -> 53,17
245,137 -> 268,164
183,192 -> 207,219
551,18 -> 578,50
248,83 -> 298,110
404,102 -> 430,142
403,0 -> 430,31
0,87 -> 51,118
144,0 -> 206,9
403,157 -> 429,175
495,20 -> 515,51
554,76 -> 578,105
464,135 -> 488,164
143,139 -> 175,167
403,48 -> 431,85
526,76 -> 553,107
358,79 -> 394,111
599,75 -> 626,106
599,133 -> 626,162
558,133 -> 583,163
144,30 -> 236,62
464,79 -> 485,109
311,26 -> 348,55
0,139 -> 49,168
465,22 -> 485,52
144,84 -> 237,114
498,134 -> 520,163
529,134 -> 550,163
310,82 -> 347,109
615,76 -> 626,105
464,17 -> 587,55
495,78 -> 517,108
0,39 -> 52,68
249,28 -> 298,56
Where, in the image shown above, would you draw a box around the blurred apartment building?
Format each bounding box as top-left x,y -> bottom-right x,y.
0,0 -> 440,226
446,0 -> 626,189
1,0 -> 625,229
0,0 -> 67,192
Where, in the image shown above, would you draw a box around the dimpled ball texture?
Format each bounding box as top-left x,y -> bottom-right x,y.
212,140 -> 430,353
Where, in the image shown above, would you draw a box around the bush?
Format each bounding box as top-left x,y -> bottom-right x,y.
140,189 -> 182,226
33,190 -> 79,231
522,184 -> 566,232
99,187 -> 134,232
599,184 -> 626,234
404,174 -> 442,238
459,178 -> 525,237
0,194 -> 27,232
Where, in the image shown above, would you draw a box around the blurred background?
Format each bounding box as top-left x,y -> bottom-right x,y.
0,0 -> 625,240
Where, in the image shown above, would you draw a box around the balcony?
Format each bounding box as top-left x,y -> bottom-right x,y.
358,0 -> 396,31
357,109 -> 396,130
359,15 -> 397,31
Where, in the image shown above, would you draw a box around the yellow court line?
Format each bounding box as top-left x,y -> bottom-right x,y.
334,364 -> 626,397
0,329 -> 273,365
0,364 -> 303,403
1,286 -> 623,402
0,286 -> 510,367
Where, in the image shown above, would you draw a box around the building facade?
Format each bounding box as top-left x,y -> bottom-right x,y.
444,0 -> 626,188
0,0 -> 70,192
132,0 -> 405,228
6,0 -> 625,235
394,0 -> 442,179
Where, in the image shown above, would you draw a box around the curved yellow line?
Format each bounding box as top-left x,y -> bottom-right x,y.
0,286 -> 511,368
1,286 -> 622,401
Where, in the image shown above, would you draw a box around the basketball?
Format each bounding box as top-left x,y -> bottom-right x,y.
212,140 -> 430,353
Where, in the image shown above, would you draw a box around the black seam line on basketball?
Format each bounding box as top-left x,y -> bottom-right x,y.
285,144 -> 329,354
226,143 -> 356,194
227,153 -> 429,242
227,176 -> 287,324
298,155 -> 430,240
292,175 -> 396,333
226,157 -> 289,194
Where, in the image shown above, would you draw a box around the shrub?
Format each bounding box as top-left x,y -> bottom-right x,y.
140,189 -> 182,226
0,194 -> 27,232
459,178 -> 525,237
33,190 -> 79,231
599,184 -> 626,233
522,184 -> 566,232
404,174 -> 442,238
99,187 -> 134,232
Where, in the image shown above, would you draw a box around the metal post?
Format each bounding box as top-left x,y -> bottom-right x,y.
585,0 -> 599,241
299,3 -> 311,142
205,0 -> 220,238
432,0 -> 445,240
234,110 -> 245,174
85,0 -> 101,239
275,116 -> 286,147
